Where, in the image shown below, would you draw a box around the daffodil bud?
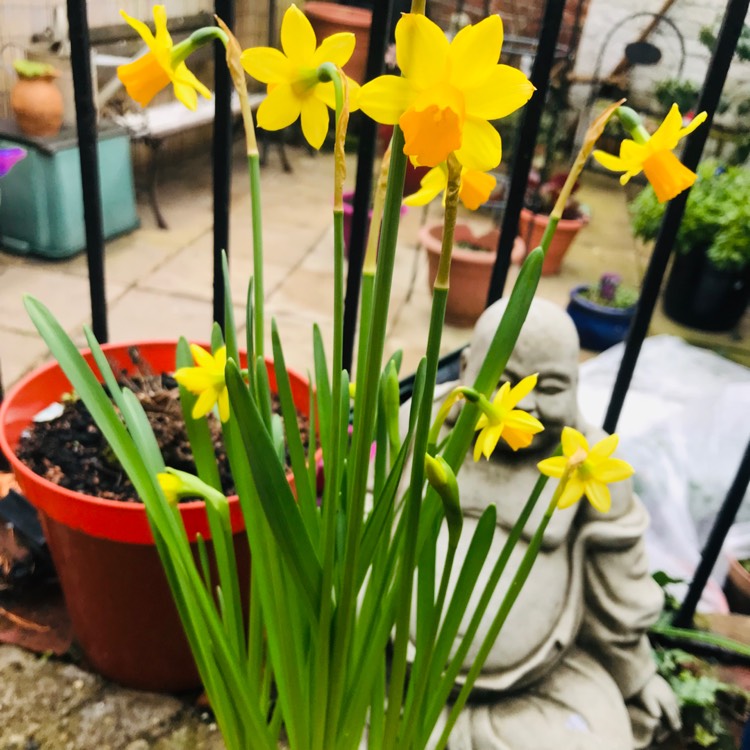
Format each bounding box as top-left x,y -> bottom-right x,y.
615,106 -> 651,145
425,454 -> 462,548
157,468 -> 227,507
384,362 -> 401,456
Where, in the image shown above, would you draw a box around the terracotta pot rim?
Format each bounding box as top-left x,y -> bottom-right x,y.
419,221 -> 500,266
0,340 -> 310,543
304,1 -> 372,27
520,207 -> 587,230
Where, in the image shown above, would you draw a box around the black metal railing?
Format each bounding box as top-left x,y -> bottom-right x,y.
60,0 -> 750,629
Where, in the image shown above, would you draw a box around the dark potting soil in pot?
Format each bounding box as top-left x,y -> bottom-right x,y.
16,371 -> 310,503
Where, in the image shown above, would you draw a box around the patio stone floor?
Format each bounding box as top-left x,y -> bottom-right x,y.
0,142 -> 748,748
1,143 -> 748,391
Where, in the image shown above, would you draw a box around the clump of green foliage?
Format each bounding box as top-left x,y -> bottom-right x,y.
630,161 -> 750,272
579,273 -> 638,309
655,648 -> 749,749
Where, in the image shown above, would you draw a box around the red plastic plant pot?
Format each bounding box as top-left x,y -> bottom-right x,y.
0,341 -> 312,691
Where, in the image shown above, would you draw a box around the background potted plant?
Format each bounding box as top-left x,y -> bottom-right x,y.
10,59 -> 64,137
630,161 -> 750,331
419,222 -> 525,327
519,170 -> 589,275
566,272 -> 639,351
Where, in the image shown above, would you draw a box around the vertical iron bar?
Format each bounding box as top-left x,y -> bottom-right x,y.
66,0 -> 108,342
673,439 -> 750,628
213,0 -> 235,329
603,0 -> 749,434
341,0 -> 394,373
486,0 -> 566,306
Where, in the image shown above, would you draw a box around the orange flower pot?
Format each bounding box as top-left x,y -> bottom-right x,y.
517,208 -> 586,275
421,223 -> 525,327
0,341 -> 311,691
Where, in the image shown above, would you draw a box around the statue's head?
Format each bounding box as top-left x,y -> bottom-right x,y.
461,297 -> 580,454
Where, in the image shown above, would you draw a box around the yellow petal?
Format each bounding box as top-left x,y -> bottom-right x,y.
504,409 -> 543,434
490,381 -> 511,410
584,479 -> 611,513
190,344 -> 215,369
537,455 -> 567,478
459,169 -> 496,210
174,62 -> 211,99
218,388 -> 230,423
358,75 -> 414,125
312,32 -> 355,68
642,150 -> 697,203
175,368 -> 215,391
678,110 -> 707,140
403,166 -> 447,206
557,475 -> 585,509
590,457 -> 634,484
192,388 -> 217,419
213,346 -> 227,370
454,116 -> 502,172
480,424 -> 503,459
241,47 -> 294,84
592,149 -> 628,174
300,94 -> 329,149
649,103 -> 683,151
475,413 -> 489,430
507,373 -> 538,408
257,84 -> 302,130
463,65 -> 534,121
120,9 -> 157,49
396,14 -> 449,89
587,433 -> 618,461
561,426 -> 588,457
473,429 -> 487,462
152,5 -> 172,50
449,15 -> 504,88
281,5 -> 317,66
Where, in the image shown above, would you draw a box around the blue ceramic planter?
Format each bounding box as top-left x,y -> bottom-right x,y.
566,285 -> 636,352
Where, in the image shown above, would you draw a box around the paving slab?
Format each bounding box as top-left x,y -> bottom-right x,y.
0,645 -> 224,750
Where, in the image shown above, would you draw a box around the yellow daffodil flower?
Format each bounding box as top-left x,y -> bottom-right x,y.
593,104 -> 707,203
117,6 -> 211,111
473,374 -> 544,461
174,344 -> 230,422
537,427 -> 634,513
404,162 -> 496,210
240,4 -> 360,149
358,14 -> 534,171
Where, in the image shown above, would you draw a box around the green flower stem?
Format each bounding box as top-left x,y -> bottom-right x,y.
383,156 -> 462,750
326,126 -> 408,748
433,468 -> 572,750
248,154 -> 264,362
314,61 -> 350,750
170,27 -> 228,67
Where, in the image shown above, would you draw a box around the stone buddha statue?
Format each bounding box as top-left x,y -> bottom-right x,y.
419,298 -> 680,750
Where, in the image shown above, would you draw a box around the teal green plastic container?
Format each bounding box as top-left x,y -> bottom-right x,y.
0,121 -> 139,259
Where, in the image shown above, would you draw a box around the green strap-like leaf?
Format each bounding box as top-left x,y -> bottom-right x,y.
225,360 -> 322,620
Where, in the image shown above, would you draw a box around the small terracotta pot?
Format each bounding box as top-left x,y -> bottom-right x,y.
421,223 -> 525,327
11,73 -> 64,137
304,2 -> 371,85
0,341 -> 312,691
517,208 -> 586,276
